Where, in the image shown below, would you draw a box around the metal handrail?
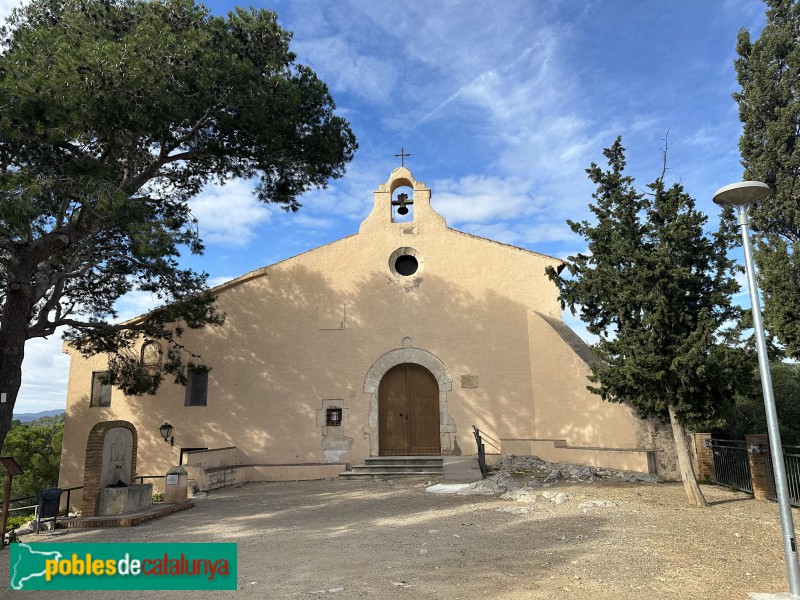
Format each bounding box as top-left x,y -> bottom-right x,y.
0,493 -> 38,506
472,426 -> 487,479
476,428 -> 501,453
135,475 -> 166,484
61,486 -> 82,515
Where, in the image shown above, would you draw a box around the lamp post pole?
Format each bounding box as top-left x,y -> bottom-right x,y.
713,181 -> 800,596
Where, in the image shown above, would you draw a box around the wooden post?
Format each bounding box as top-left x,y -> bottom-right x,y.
1,472 -> 11,548
0,457 -> 23,549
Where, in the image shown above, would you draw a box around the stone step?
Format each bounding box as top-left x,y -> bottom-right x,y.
339,470 -> 443,480
346,464 -> 441,474
339,456 -> 444,479
364,456 -> 443,467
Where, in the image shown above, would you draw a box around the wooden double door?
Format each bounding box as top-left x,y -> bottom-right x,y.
379,363 -> 441,455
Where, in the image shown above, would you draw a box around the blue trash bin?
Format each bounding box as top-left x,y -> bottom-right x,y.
36,488 -> 62,532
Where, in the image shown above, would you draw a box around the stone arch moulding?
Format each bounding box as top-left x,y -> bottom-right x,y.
363,346 -> 457,456
82,420 -> 138,517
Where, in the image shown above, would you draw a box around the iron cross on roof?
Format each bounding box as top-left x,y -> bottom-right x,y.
394,147 -> 411,167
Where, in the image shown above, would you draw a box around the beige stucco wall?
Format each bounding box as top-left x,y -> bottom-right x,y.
183,447 -> 239,469
528,311 -> 652,449
59,167 -> 663,500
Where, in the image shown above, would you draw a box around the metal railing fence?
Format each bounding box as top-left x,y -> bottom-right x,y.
764,445 -> 800,507
708,439 -> 753,493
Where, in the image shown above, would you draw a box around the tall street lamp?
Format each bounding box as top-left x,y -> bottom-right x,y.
713,181 -> 800,596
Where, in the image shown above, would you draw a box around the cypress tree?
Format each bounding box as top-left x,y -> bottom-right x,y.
548,138 -> 750,507
734,0 -> 800,357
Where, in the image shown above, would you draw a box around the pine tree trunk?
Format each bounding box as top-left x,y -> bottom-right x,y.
0,322 -> 27,453
0,261 -> 35,452
668,404 -> 708,507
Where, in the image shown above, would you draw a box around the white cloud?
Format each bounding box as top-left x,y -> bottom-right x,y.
16,333 -> 70,414
431,175 -> 543,225
456,220 -> 580,250
208,275 -> 236,288
113,290 -> 162,323
0,0 -> 20,23
461,223 -> 523,246
283,157 -> 387,224
289,214 -> 337,230
522,223 -> 581,245
188,179 -> 272,247
293,35 -> 396,104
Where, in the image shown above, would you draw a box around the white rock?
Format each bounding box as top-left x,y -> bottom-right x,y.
578,500 -> 617,509
14,522 -> 34,535
425,483 -> 470,494
497,506 -> 534,514
499,490 -> 538,503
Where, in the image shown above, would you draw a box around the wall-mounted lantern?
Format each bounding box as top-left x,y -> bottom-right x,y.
159,422 -> 174,446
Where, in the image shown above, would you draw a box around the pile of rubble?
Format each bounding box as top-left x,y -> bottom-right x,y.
458,454 -> 658,495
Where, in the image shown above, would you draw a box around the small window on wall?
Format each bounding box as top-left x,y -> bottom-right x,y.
326,408 -> 343,426
141,341 -> 162,369
90,371 -> 112,407
185,368 -> 208,407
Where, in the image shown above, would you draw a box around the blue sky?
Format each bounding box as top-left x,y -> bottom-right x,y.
9,0 -> 769,413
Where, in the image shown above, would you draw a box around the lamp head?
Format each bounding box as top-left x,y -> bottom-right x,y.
712,181 -> 771,209
159,422 -> 173,444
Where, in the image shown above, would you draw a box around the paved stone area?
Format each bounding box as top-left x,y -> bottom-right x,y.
1,478 -> 798,599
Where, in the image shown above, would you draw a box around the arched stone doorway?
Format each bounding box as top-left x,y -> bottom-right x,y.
379,364 -> 440,455
363,344 -> 456,456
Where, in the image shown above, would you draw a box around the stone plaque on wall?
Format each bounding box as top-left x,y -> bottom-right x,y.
461,375 -> 479,389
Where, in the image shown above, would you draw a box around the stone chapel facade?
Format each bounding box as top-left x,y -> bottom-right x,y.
58,167 -> 675,509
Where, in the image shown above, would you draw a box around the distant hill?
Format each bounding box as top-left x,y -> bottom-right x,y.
13,409 -> 65,423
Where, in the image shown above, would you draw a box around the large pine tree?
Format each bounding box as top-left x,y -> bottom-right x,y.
0,0 -> 357,451
548,139 -> 750,507
734,0 -> 800,358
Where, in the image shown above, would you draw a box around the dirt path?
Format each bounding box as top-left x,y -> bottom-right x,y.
2,478 -> 797,599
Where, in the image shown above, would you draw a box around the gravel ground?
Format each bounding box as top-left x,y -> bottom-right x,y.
2,475 -> 799,599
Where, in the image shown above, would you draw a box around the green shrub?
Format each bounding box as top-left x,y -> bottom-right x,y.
4,515 -> 34,533
152,492 -> 164,503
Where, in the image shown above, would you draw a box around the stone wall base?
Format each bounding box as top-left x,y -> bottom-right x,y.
183,454 -> 349,493
500,439 -> 658,476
